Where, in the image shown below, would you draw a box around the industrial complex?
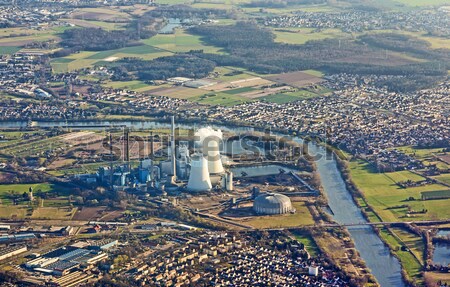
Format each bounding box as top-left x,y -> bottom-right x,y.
94,117 -> 234,195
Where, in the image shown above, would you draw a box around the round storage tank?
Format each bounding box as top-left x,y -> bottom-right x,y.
253,193 -> 293,215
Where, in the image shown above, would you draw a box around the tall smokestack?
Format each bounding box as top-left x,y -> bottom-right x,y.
168,116 -> 177,184
109,132 -> 113,190
150,131 -> 154,159
123,128 -> 130,172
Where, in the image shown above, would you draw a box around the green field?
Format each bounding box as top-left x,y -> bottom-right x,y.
103,80 -> 150,91
421,190 -> 450,200
62,19 -> 127,31
274,28 -> 349,45
224,87 -> 256,95
292,232 -> 319,257
433,174 -> 450,186
363,29 -> 450,50
51,45 -> 173,73
142,29 -> 224,54
87,45 -> 161,59
0,32 -> 58,46
1,135 -> 68,158
0,46 -> 21,55
379,227 -> 423,284
189,92 -> 252,106
302,69 -> 324,77
393,0 -> 449,6
261,90 -> 319,104
0,183 -> 74,205
51,57 -> 75,64
349,160 -> 450,221
244,201 -> 314,228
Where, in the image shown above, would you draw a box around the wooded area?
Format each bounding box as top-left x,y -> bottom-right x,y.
110,54 -> 216,81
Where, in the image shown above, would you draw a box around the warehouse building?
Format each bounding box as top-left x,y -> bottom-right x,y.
0,245 -> 27,261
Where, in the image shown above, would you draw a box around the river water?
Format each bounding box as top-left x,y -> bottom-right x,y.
306,143 -> 405,287
1,120 -> 405,286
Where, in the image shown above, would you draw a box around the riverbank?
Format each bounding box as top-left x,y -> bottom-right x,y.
333,155 -> 424,286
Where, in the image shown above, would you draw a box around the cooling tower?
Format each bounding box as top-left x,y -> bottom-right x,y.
187,154 -> 212,192
203,134 -> 224,175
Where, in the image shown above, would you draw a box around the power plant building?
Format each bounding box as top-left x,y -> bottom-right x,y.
94,119 -> 232,193
253,193 -> 294,215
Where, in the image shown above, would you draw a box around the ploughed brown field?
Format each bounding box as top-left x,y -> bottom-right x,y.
266,71 -> 323,88
72,206 -> 107,221
72,11 -> 129,22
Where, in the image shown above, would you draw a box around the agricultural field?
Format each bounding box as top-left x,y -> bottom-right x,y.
243,201 -> 314,228
0,206 -> 28,219
189,92 -> 252,106
363,29 -> 450,50
421,190 -> 450,200
0,135 -> 68,158
273,28 -> 350,45
70,7 -> 132,22
31,206 -> 77,220
142,28 -> 224,54
242,4 -> 336,15
51,45 -> 172,73
0,32 -> 59,47
393,0 -> 449,6
150,86 -> 207,99
103,80 -> 153,91
265,71 -> 324,88
432,174 -> 450,186
260,89 -> 320,104
212,67 -> 257,81
62,19 -> 127,30
394,146 -> 450,170
348,160 -> 450,222
0,46 -> 21,55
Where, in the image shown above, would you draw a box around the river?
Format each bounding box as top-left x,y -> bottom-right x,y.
306,143 -> 405,287
1,120 -> 406,286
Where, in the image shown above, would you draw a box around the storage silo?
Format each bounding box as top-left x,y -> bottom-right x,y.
187,154 -> 212,192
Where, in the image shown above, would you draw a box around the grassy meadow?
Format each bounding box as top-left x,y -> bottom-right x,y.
348,160 -> 450,222
243,201 -> 315,228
